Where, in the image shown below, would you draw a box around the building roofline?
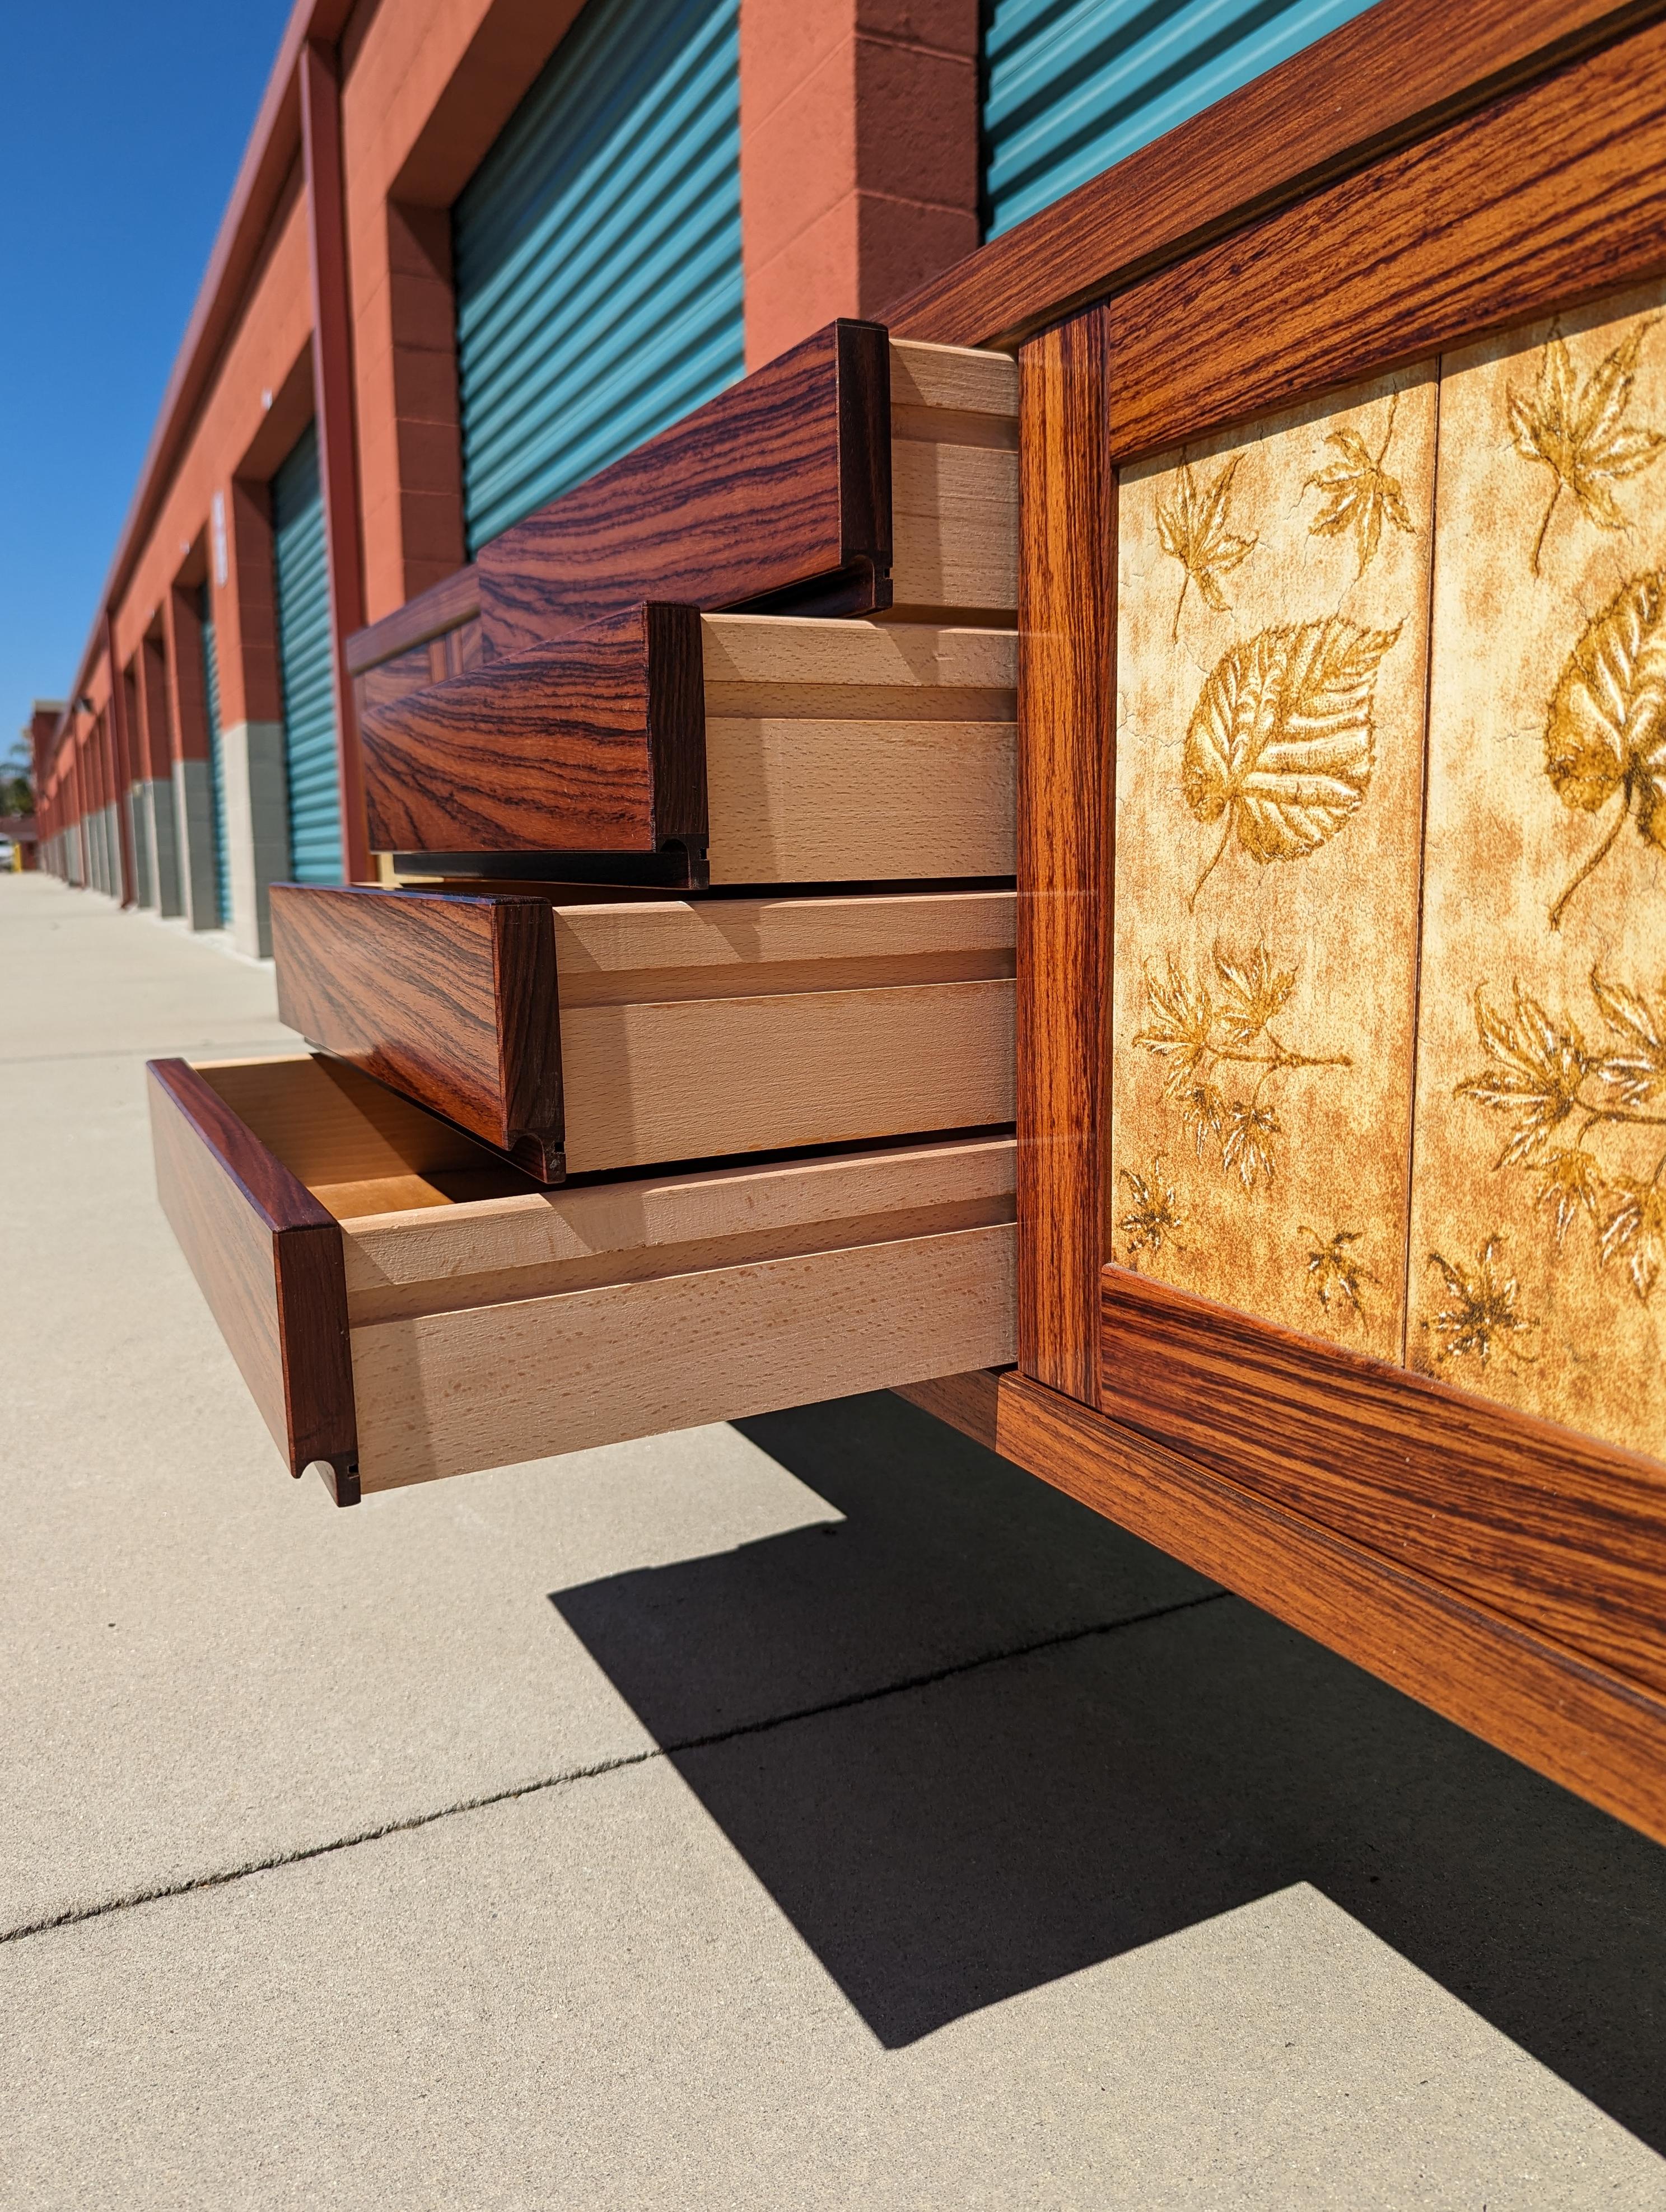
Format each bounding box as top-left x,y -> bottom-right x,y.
52,0 -> 357,761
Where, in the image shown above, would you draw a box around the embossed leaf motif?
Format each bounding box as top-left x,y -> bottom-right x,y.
1600,1178 -> 1666,1302
1136,960 -> 1216,1097
1530,1147 -> 1608,1246
1299,1226 -> 1375,1320
1156,456 -> 1257,642
1221,1101 -> 1280,1190
1454,984 -> 1590,1166
1212,941 -> 1296,1048
1543,570 -> 1666,928
1133,942 -> 1350,1194
1303,394 -> 1415,578
1455,969 -> 1666,1301
1590,971 -> 1666,1108
1425,1237 -> 1539,1366
1509,319 -> 1666,574
1117,1156 -> 1188,1266
1182,618 -> 1400,908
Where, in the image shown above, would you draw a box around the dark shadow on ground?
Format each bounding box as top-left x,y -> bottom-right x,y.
550,1392 -> 1666,2146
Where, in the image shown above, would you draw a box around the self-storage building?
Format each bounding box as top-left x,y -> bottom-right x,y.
41,0 -> 1666,1855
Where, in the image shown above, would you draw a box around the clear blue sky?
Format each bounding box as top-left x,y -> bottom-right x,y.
1,3 -> 292,766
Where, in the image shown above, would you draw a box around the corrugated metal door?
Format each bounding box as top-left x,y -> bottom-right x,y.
272,422 -> 343,885
199,583 -> 231,925
983,0 -> 1380,237
453,0 -> 744,553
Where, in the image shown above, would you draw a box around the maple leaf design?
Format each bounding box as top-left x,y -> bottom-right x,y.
1177,1081 -> 1228,1161
1455,984 -> 1590,1166
1543,572 -> 1666,928
1425,1237 -> 1539,1366
1529,1147 -> 1609,1246
1155,455 -> 1258,642
1117,1156 -> 1188,1266
1182,618 -> 1399,908
1599,1176 -> 1666,1301
1211,940 -> 1296,1048
1590,970 -> 1666,1110
1303,392 -> 1416,578
1133,960 -> 1216,1097
1133,944 -> 1350,1196
1299,1226 -> 1375,1320
1509,317 -> 1666,575
1221,1100 -> 1280,1190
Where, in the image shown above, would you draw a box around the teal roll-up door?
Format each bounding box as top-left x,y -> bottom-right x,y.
272,421 -> 342,885
199,583 -> 231,926
453,0 -> 744,553
983,0 -> 1380,238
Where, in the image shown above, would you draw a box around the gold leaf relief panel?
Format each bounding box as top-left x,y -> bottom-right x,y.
1410,280 -> 1666,1457
1110,370 -> 1438,1358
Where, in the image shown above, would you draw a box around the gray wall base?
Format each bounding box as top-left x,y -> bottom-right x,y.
220,720 -> 290,958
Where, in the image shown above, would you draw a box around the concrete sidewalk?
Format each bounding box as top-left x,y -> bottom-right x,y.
2,868 -> 1663,2209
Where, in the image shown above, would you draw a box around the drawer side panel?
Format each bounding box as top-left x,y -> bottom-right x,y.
558,978 -> 1016,1173
352,1220 -> 1016,1489
704,715 -> 1016,882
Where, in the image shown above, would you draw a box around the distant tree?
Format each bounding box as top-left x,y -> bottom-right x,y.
0,735 -> 34,816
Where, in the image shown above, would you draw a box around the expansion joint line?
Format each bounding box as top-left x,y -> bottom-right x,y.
0,1590 -> 1226,1948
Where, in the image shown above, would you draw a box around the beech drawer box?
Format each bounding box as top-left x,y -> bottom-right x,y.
888,338 -> 1018,623
270,882 -> 1016,1181
359,611 -> 1016,883
147,1053 -> 1016,1500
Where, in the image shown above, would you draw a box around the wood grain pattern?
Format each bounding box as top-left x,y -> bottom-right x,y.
1016,316 -> 1113,1404
548,885 -> 1017,999
272,885 -> 1015,1179
887,0 -> 1664,351
702,615 -> 1015,883
350,605 -> 485,735
340,1133 -> 1015,1318
356,640 -> 440,726
190,1054 -> 497,1189
359,602 -> 705,860
893,1367 -> 1005,1450
889,339 -> 1020,621
352,1221 -> 1016,1490
1098,15 -> 1666,464
147,1059 -> 359,1501
1099,1268 -> 1666,1698
371,609 -> 1016,885
345,565 -> 480,677
993,1371 -> 1666,1848
559,979 -> 1014,1175
271,883 -> 564,1181
479,321 -> 892,657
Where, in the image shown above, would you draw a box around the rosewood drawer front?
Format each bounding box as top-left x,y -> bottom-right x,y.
344,334 -> 1018,735
359,611 -> 1016,883
148,1053 -> 1016,1500
270,883 -> 1017,1182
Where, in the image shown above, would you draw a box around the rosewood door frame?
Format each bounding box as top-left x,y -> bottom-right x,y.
1007,3 -> 1666,1839
1016,1 -> 1666,1410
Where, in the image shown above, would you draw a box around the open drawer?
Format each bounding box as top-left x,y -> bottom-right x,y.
147,1053 -> 1016,1505
270,883 -> 1015,1180
358,612 -> 1016,886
